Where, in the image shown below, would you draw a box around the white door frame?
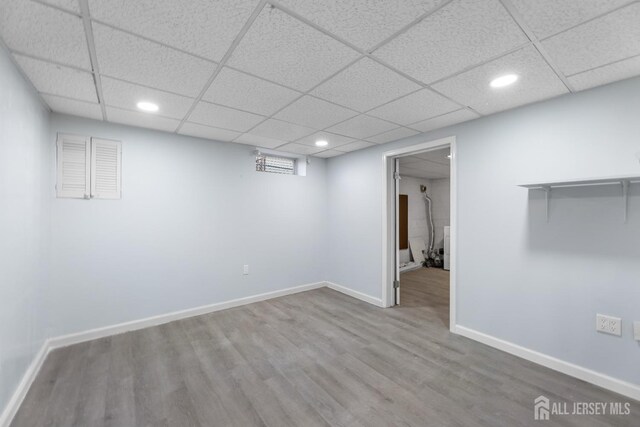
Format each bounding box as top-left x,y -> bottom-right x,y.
380,135 -> 457,332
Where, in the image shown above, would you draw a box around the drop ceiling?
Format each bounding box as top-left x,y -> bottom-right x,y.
399,148 -> 451,179
1,0 -> 639,158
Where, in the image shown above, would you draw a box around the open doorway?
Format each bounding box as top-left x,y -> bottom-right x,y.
397,148 -> 451,326
382,136 -> 456,331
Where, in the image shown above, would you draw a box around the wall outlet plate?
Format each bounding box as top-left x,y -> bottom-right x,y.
634,321 -> 640,341
243,264 -> 249,275
596,314 -> 621,336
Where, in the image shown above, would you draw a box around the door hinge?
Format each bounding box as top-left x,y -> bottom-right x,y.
393,280 -> 400,289
393,171 -> 401,180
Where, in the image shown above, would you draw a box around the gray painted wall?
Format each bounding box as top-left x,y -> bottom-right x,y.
0,47 -> 50,412
47,114 -> 329,338
327,77 -> 640,386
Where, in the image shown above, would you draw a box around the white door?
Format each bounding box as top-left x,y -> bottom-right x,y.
393,158 -> 401,305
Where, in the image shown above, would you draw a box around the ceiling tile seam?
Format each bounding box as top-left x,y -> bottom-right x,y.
564,52 -> 640,79
106,104 -> 186,121
32,0 -> 81,17
499,0 -> 574,93
181,121 -> 246,134
194,99 -> 270,119
175,0 -> 269,134
366,0 -> 456,53
267,0 -> 472,115
96,74 -> 198,99
230,55 -> 366,142
363,126 -> 419,141
79,0 -> 107,120
8,49 -> 93,73
538,0 -> 638,43
89,19 -> 218,65
268,0 -> 368,54
419,41 -> 532,87
37,91 -> 99,104
400,107 -> 471,130
357,87 -> 425,114
363,54 -> 472,110
221,65 -> 304,93
268,0 -> 471,116
104,104 -> 197,122
0,38 -> 52,113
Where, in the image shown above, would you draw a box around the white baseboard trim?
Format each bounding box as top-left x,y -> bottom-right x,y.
0,342 -> 50,427
0,281 -> 324,427
49,281 -> 325,350
453,325 -> 640,402
325,281 -> 384,307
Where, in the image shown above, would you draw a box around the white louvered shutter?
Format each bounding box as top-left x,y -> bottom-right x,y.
90,138 -> 121,199
56,133 -> 91,198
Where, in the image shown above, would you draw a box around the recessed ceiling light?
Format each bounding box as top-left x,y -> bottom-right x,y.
315,140 -> 328,147
136,101 -> 159,112
490,74 -> 518,88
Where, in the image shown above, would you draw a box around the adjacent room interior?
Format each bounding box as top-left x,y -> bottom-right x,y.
395,147 -> 451,325
1,0 -> 640,426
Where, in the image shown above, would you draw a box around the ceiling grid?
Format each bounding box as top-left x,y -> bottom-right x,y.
0,0 -> 638,157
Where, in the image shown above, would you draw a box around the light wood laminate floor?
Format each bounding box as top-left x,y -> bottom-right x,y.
12,268 -> 639,426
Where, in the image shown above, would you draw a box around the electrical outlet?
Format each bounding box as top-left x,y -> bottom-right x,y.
596,314 -> 621,336
243,264 -> 249,275
634,321 -> 640,341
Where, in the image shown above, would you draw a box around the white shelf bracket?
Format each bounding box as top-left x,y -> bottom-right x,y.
622,180 -> 630,223
542,186 -> 551,223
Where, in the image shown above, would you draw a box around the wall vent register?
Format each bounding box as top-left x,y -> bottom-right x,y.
256,154 -> 296,175
56,133 -> 122,199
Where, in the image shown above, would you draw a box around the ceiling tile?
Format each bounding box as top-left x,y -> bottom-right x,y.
313,149 -> 343,158
14,54 -> 97,102
101,77 -> 194,119
432,46 -> 568,115
400,166 -> 449,179
296,131 -> 355,149
40,0 -> 81,14
274,96 -> 357,129
542,3 -> 640,76
203,67 -> 301,116
250,119 -> 316,141
367,89 -> 459,125
93,23 -> 215,97
43,95 -> 103,121
568,55 -> 640,92
409,109 -> 479,133
106,106 -> 181,132
367,127 -> 419,144
226,6 -> 360,91
234,133 -> 287,149
335,140 -> 376,152
88,0 -> 258,62
277,143 -> 324,155
188,101 -> 265,132
0,1 -> 90,69
510,0 -> 632,39
326,115 -> 397,139
178,122 -> 241,142
413,148 -> 451,164
311,57 -> 421,112
276,0 -> 446,50
373,0 -> 527,84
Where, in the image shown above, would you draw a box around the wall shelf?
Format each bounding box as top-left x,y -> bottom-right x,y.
518,174 -> 640,223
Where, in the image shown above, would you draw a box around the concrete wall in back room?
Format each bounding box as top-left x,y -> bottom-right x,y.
0,47 -> 50,413
47,114 -> 329,338
326,76 -> 640,387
